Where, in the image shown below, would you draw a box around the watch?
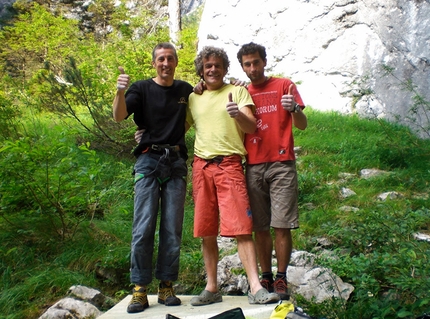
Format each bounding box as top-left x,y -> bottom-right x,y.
291,103 -> 301,113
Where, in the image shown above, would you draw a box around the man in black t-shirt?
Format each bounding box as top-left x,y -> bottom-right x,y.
113,42 -> 193,314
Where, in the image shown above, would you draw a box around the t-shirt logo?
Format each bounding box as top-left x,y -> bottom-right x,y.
248,137 -> 262,144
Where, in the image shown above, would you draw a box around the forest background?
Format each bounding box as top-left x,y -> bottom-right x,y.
0,1 -> 429,319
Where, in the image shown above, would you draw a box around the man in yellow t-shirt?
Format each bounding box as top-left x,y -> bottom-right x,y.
186,46 -> 279,306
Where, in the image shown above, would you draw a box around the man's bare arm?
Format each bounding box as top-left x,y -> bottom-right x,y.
235,105 -> 257,134
112,66 -> 130,122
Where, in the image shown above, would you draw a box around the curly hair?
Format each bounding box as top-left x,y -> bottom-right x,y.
152,42 -> 178,62
194,46 -> 230,77
237,42 -> 267,65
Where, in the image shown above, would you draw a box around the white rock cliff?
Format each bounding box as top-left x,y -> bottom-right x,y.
197,0 -> 430,137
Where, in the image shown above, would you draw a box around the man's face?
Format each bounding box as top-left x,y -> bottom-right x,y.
152,48 -> 178,80
201,55 -> 228,90
241,52 -> 267,84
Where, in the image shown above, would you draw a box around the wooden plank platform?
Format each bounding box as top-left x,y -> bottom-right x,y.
98,295 -> 276,319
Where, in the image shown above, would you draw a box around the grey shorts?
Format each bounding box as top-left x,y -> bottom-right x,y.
246,161 -> 299,231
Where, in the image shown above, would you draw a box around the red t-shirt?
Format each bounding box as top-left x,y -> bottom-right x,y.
245,77 -> 305,165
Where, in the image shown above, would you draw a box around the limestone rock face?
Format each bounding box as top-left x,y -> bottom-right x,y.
197,0 -> 430,137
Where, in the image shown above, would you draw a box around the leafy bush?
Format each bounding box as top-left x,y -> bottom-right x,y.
1,2 -> 430,319
310,207 -> 430,318
0,125 -> 110,242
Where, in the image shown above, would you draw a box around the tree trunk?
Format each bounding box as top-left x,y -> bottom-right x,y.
168,0 -> 181,46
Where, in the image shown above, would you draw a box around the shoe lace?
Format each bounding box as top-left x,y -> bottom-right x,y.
131,291 -> 146,304
260,278 -> 272,290
274,278 -> 288,291
159,286 -> 175,298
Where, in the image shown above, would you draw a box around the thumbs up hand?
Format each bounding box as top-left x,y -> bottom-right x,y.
281,83 -> 297,112
226,92 -> 240,118
117,66 -> 130,91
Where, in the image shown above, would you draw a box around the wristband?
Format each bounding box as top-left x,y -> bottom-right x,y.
291,103 -> 301,113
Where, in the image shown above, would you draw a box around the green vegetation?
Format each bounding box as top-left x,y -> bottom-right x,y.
292,110 -> 430,319
1,2 -> 429,319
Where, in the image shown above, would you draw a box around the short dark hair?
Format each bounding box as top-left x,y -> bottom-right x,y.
152,42 -> 178,62
194,46 -> 230,77
237,42 -> 267,65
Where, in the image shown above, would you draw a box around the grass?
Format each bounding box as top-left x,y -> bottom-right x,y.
1,108 -> 430,318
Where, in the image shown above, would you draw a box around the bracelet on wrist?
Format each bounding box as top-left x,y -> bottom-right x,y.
291,103 -> 301,113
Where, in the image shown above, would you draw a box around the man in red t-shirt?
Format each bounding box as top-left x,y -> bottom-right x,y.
236,42 -> 308,300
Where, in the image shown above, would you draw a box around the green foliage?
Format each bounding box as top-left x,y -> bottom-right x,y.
382,64 -> 429,139
292,109 -> 430,318
0,90 -> 21,140
1,3 -> 81,79
0,108 -> 429,318
296,109 -> 429,172
342,63 -> 430,139
108,0 -> 169,42
34,56 -> 139,154
0,1 -> 198,156
0,123 -> 111,242
1,2 -> 430,319
0,265 -> 96,319
86,0 -> 116,41
315,207 -> 430,319
176,7 -> 202,85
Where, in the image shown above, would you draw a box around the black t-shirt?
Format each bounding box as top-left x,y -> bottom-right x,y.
125,79 -> 193,159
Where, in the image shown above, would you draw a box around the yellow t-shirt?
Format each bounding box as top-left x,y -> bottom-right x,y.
187,83 -> 255,159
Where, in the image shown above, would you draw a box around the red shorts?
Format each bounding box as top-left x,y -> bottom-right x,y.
192,155 -> 253,237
